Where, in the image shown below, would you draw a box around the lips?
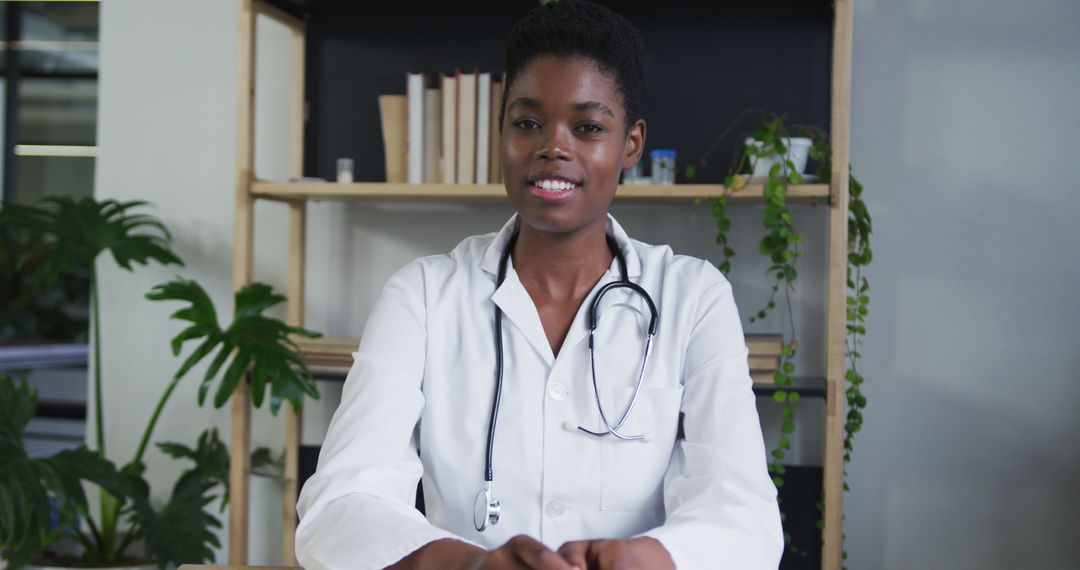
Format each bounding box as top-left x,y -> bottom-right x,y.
527,180 -> 578,205
526,175 -> 583,204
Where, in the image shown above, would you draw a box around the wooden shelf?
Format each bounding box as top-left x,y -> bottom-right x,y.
251,180 -> 831,203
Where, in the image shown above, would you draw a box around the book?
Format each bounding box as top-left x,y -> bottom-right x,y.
746,333 -> 783,356
406,72 -> 425,184
456,69 -> 477,184
289,335 -> 361,355
748,354 -> 781,372
475,72 -> 491,184
751,371 -> 778,385
423,87 -> 441,183
489,79 -> 503,184
377,95 -> 407,183
440,72 -> 457,184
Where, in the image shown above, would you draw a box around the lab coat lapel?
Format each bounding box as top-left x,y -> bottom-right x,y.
491,267 -> 556,366
557,215 -> 645,356
481,212 -> 645,365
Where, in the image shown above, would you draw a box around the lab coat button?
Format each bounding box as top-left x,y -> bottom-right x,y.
545,499 -> 566,517
548,383 -> 568,401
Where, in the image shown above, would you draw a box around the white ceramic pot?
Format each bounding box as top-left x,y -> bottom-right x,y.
746,136 -> 812,177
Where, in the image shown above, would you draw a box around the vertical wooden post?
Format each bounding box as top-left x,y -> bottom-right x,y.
823,0 -> 853,568
281,18 -> 307,565
230,0 -> 256,565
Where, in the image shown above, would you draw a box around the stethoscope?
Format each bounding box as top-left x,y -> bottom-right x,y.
473,229 -> 659,532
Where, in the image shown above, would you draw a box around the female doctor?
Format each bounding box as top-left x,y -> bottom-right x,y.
295,1 -> 782,568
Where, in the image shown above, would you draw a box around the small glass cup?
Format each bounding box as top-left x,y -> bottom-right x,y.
650,149 -> 676,185
336,158 -> 354,183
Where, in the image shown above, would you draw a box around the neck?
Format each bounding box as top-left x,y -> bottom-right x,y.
512,216 -> 614,298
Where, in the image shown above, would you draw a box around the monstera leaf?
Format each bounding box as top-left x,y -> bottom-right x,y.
127,470 -> 221,569
0,374 -> 133,569
146,277 -> 321,414
0,197 -> 183,284
157,428 -> 229,511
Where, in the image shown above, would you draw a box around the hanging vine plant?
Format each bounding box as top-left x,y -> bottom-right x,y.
687,109 -> 873,558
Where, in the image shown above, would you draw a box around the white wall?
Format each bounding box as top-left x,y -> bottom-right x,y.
95,0 -> 1079,566
95,0 -> 281,562
845,0 -> 1080,567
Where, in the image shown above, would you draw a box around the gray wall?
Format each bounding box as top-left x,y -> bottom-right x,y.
94,0 -> 1079,566
845,0 -> 1080,568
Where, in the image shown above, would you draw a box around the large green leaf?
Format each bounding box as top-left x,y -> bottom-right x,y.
157,428 -> 229,511
128,471 -> 221,569
0,196 -> 183,285
0,225 -> 89,342
0,374 -> 134,569
146,278 -> 321,414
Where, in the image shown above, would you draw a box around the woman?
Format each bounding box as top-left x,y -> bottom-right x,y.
296,1 -> 782,568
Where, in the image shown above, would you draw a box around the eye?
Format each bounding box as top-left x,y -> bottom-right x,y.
512,118 -> 540,130
577,123 -> 604,134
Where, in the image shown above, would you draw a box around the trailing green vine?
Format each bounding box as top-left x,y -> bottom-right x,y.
688,110 -> 873,559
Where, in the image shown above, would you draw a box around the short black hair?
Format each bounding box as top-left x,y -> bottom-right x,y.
499,0 -> 646,135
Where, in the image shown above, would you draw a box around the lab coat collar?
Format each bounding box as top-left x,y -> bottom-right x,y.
478,213 -> 643,280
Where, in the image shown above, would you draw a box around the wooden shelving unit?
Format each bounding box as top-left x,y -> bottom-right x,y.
251,180 -> 831,202
229,0 -> 852,567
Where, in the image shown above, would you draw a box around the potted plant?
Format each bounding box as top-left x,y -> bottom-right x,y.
685,110 -> 873,557
0,197 -> 320,569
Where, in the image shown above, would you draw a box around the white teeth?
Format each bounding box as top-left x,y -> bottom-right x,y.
537,179 -> 576,191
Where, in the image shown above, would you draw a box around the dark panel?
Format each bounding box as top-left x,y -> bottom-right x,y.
303,1 -> 832,183
778,464 -> 824,570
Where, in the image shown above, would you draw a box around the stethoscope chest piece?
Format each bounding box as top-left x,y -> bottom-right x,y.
473,484 -> 500,531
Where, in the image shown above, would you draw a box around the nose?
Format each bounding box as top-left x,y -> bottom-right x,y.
536,124 -> 573,161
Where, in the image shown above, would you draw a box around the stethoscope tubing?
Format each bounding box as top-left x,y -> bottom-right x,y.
478,228 -> 658,530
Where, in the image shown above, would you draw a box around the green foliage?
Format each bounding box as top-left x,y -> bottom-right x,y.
251,446 -> 285,479
2,193 -> 321,567
701,110 -> 873,561
0,374 -> 132,569
0,374 -> 229,569
146,277 -> 322,414
0,226 -> 88,342
0,197 -> 183,285
157,428 -> 230,511
127,471 -> 221,570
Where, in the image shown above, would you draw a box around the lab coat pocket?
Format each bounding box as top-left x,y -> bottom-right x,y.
599,385 -> 683,511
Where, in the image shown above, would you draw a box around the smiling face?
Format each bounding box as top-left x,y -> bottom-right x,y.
500,55 -> 646,237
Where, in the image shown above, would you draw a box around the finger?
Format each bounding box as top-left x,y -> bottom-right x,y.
556,540 -> 591,570
507,535 -> 575,570
590,540 -> 632,570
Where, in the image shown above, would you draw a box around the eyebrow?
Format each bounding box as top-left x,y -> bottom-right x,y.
507,96 -> 616,118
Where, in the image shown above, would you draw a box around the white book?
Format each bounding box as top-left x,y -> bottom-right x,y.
475,72 -> 491,184
406,72 -> 425,184
456,70 -> 477,184
440,73 -> 457,184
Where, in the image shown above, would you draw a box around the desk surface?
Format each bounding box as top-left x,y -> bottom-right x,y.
178,566 -> 298,569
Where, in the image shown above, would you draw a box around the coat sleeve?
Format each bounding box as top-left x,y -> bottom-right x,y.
295,261 -> 476,570
639,262 -> 784,569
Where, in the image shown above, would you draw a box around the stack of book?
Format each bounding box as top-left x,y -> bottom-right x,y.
379,69 -> 504,185
746,333 -> 784,385
289,336 -> 360,372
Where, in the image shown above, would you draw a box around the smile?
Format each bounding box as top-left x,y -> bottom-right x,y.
528,179 -> 581,203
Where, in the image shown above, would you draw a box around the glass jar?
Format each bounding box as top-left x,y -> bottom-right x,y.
649,149 -> 676,185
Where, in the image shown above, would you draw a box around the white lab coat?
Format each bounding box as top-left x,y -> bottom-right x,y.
295,213 -> 783,569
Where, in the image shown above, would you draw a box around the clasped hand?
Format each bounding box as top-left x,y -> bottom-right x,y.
467,535 -> 674,570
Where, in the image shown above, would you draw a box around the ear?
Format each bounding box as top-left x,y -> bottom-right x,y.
622,118 -> 647,170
